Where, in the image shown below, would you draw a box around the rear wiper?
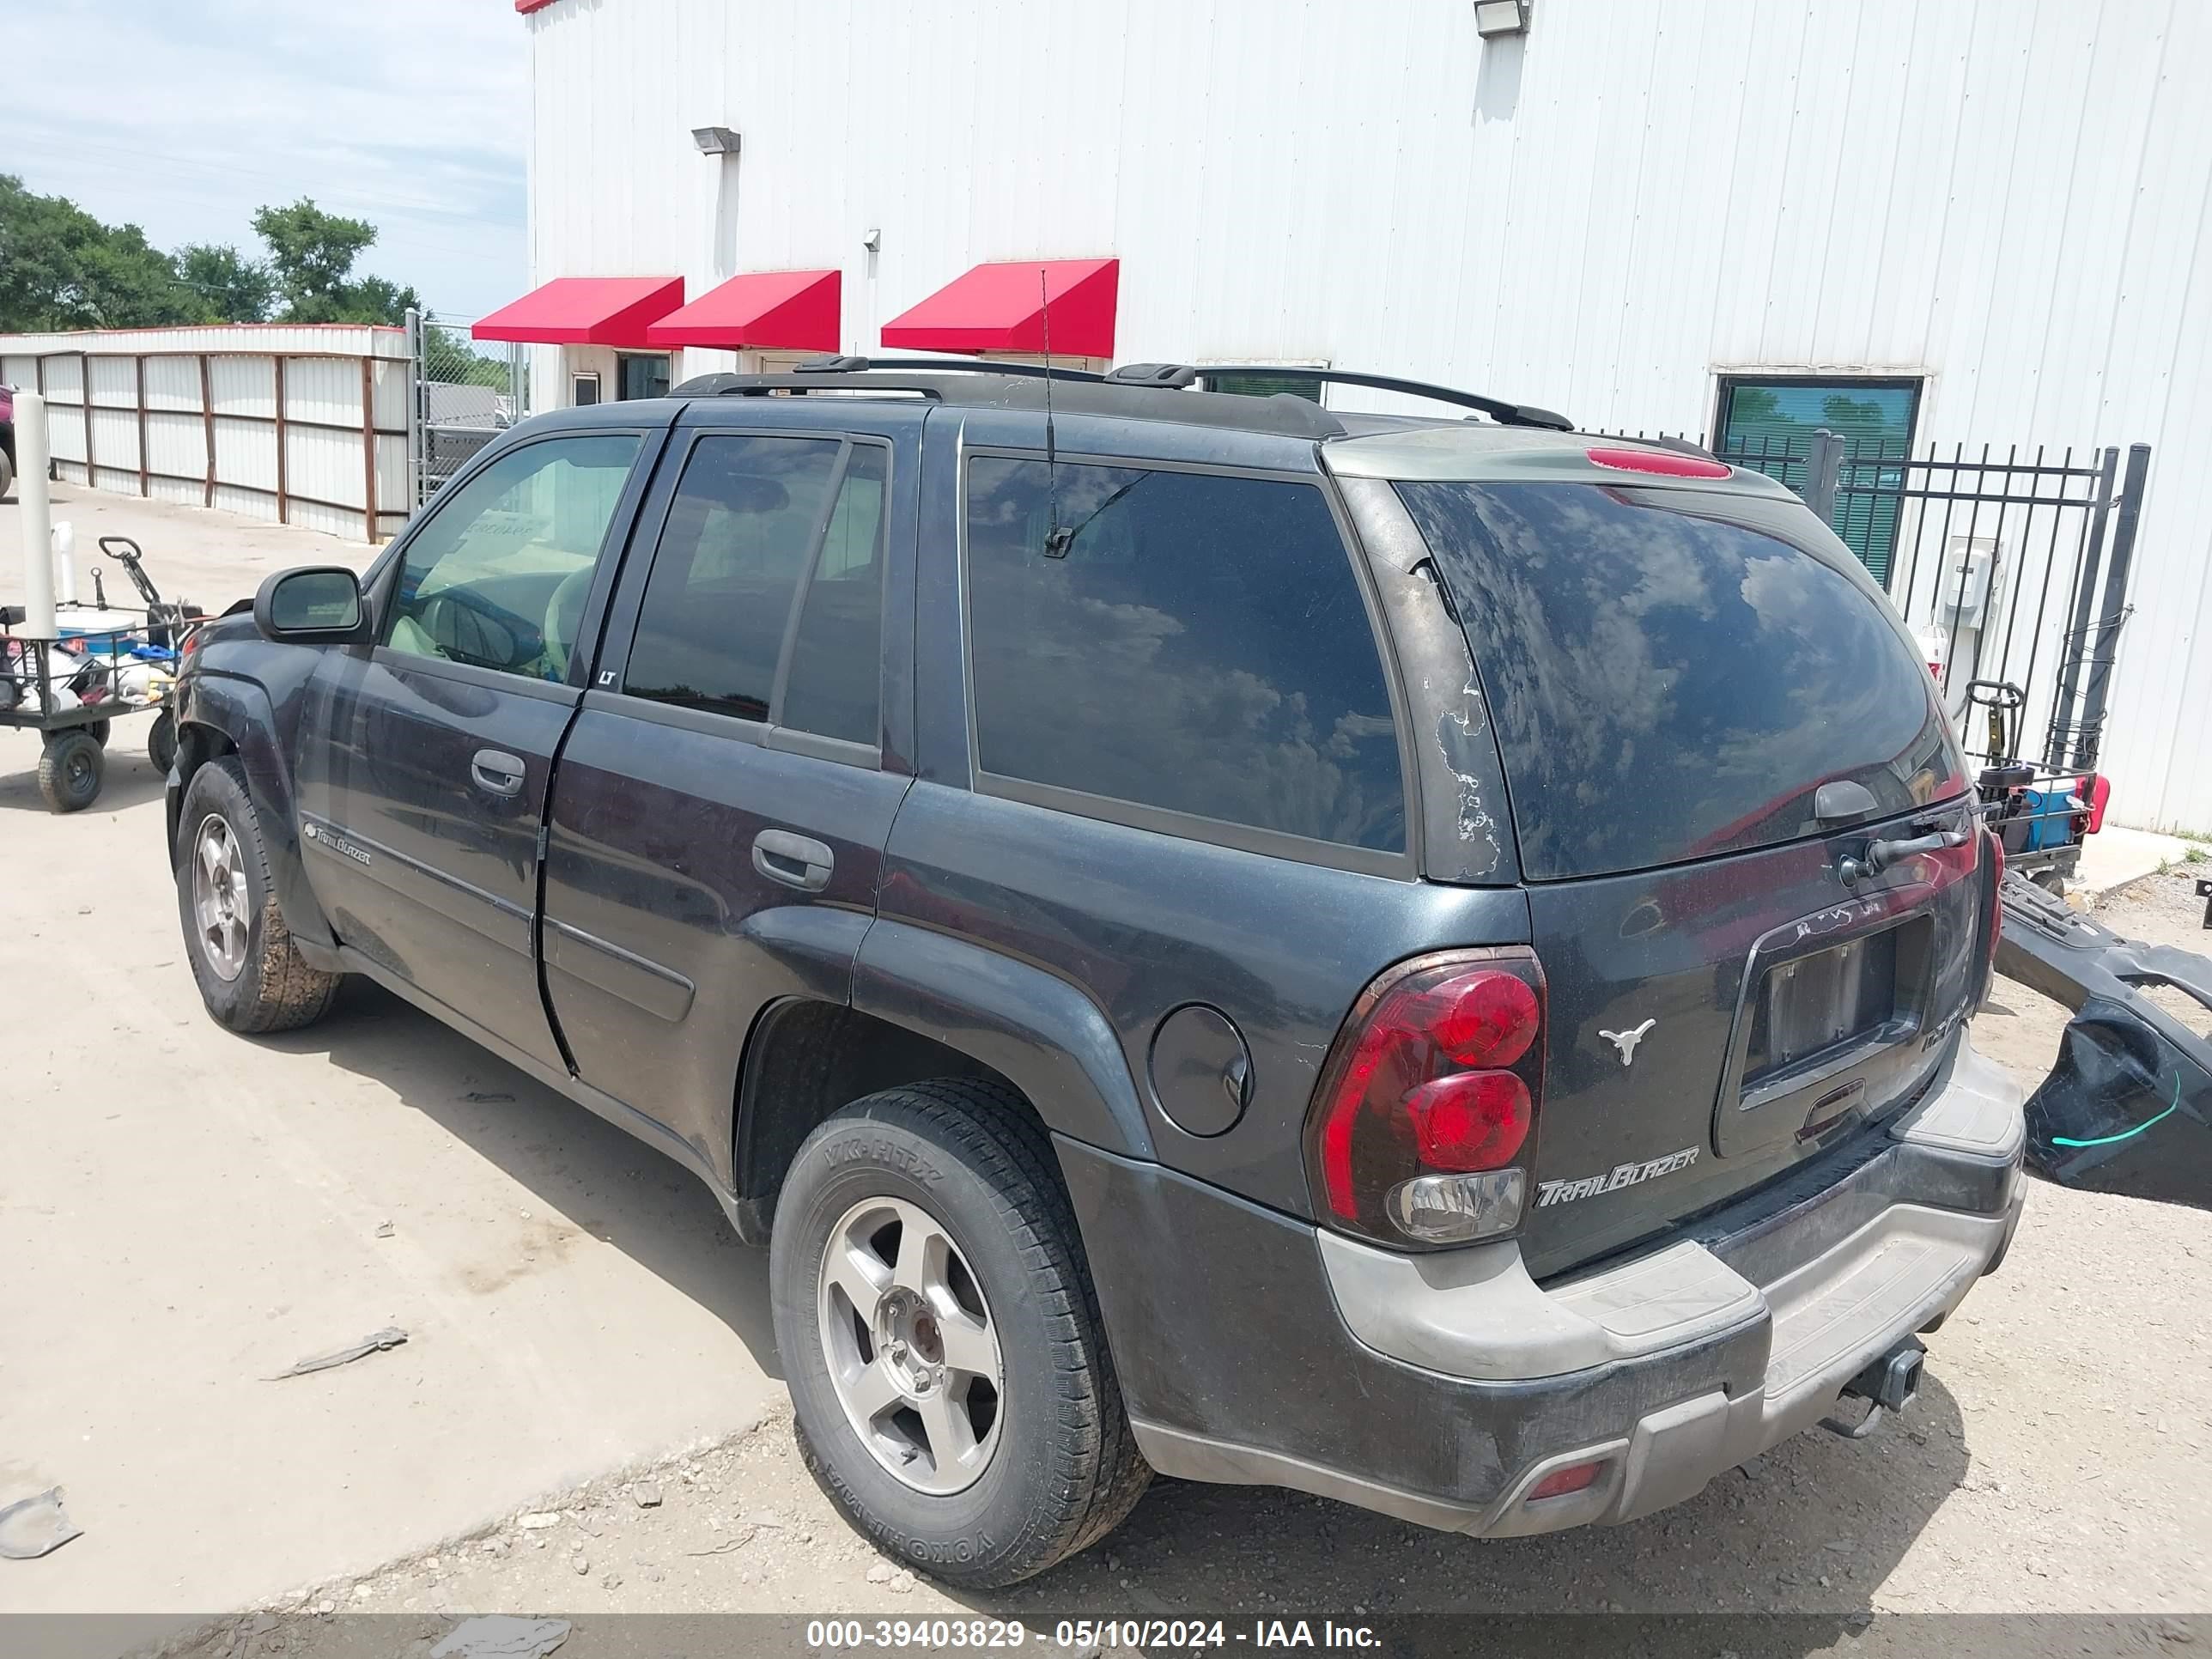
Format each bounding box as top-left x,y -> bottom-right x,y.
1840,827 -> 1968,884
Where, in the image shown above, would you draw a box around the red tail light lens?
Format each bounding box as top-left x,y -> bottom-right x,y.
1973,826 -> 2004,1006
1307,951 -> 1546,1248
1433,971 -> 1540,1067
1406,1071 -> 1532,1170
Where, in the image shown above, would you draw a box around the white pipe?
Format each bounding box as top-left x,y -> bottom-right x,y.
15,391 -> 55,638
52,520 -> 76,607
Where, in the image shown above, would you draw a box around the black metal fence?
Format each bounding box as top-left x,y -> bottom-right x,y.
1716,429 -> 2151,775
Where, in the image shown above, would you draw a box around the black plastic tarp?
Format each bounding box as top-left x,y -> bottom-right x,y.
2024,994 -> 2212,1207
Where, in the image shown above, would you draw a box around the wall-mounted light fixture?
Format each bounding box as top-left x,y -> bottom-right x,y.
1473,0 -> 1530,37
691,126 -> 741,155
862,228 -> 882,253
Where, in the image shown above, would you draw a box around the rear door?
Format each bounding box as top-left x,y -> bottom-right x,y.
537,404 -> 918,1169
295,428 -> 654,1070
1394,477 -> 1982,1273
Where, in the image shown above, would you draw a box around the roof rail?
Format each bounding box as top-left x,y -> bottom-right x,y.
663,367 -> 1348,438
791,355 -> 1107,383
1103,362 -> 1202,388
670,370 -> 946,398
1138,364 -> 1573,431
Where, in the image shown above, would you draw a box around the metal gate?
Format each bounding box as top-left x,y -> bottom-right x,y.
1719,429 -> 2152,776
404,307 -> 528,507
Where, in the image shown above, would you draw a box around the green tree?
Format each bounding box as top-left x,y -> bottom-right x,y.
0,173 -> 198,331
336,271 -> 422,325
251,198 -> 418,324
176,241 -> 273,322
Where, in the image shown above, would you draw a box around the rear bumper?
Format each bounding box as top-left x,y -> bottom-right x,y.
1060,1036 -> 2023,1537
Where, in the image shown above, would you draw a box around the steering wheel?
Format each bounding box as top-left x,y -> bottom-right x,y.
412,586 -> 542,672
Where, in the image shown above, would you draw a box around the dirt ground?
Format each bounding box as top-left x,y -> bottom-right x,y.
160,874 -> 2212,1653
3,492 -> 2208,1654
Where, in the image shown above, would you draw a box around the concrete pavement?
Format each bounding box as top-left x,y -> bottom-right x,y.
0,718 -> 786,1614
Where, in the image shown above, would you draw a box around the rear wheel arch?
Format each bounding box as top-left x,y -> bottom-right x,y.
731,921 -> 1159,1242
729,997 -> 1024,1243
851,919 -> 1158,1160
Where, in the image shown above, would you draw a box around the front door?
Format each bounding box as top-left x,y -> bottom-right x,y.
538,408 -> 919,1168
294,428 -> 654,1069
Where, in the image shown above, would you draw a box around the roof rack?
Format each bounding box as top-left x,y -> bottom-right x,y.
1109,362 -> 1572,430
668,369 -> 945,398
792,355 -> 1107,383
664,368 -> 1346,438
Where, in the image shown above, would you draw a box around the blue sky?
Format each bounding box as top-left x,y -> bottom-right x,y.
2,0 -> 528,321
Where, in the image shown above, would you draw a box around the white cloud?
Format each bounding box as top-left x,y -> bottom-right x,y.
2,0 -> 528,317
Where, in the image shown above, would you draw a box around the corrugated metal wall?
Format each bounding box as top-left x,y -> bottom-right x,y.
526,0 -> 2212,832
1,325 -> 411,543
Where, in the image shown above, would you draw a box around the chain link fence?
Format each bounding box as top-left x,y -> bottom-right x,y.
405,309 -> 527,506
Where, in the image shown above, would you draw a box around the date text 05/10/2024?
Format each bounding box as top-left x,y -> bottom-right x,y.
1060,1623 -> 1378,1650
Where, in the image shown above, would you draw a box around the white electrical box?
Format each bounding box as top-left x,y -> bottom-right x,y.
1936,535 -> 1999,627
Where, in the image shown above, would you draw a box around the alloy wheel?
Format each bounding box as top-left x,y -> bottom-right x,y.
191,814 -> 250,982
817,1195 -> 1004,1495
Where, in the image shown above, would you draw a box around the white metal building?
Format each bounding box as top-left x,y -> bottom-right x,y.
0,323 -> 410,543
488,0 -> 2212,832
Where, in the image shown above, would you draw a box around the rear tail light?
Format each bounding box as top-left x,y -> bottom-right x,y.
1973,826 -> 2004,1006
1306,950 -> 1546,1249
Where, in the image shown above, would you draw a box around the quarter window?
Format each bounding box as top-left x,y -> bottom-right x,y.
963,457 -> 1405,853
383,433 -> 641,681
623,434 -> 886,745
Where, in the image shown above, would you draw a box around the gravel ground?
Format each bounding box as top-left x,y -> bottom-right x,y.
140,870 -> 2212,1659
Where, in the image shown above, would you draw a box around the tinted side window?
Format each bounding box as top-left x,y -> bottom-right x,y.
781,445 -> 887,744
386,434 -> 641,680
623,434 -> 842,721
964,458 -> 1405,853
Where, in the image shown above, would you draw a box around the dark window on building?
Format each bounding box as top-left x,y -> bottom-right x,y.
1713,376 -> 1921,586
623,435 -> 843,722
964,457 -> 1405,853
780,445 -> 888,745
616,352 -> 671,401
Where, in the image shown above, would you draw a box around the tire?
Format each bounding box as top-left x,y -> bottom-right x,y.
772,1080 -> 1150,1587
38,731 -> 104,812
174,757 -> 342,1033
86,719 -> 112,748
148,709 -> 178,775
0,447 -> 13,501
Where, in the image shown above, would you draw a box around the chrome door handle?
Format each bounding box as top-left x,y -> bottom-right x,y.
470,748 -> 526,798
752,829 -> 834,892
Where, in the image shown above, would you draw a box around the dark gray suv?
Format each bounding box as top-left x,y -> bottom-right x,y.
167,362 -> 2025,1586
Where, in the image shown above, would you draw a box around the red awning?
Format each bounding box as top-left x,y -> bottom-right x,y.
880,258 -> 1118,357
646,269 -> 841,351
472,276 -> 684,348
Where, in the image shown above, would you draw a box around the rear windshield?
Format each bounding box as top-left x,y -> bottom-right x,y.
1396,481 -> 1966,881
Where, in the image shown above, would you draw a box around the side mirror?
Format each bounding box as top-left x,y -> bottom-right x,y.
252,567 -> 373,645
